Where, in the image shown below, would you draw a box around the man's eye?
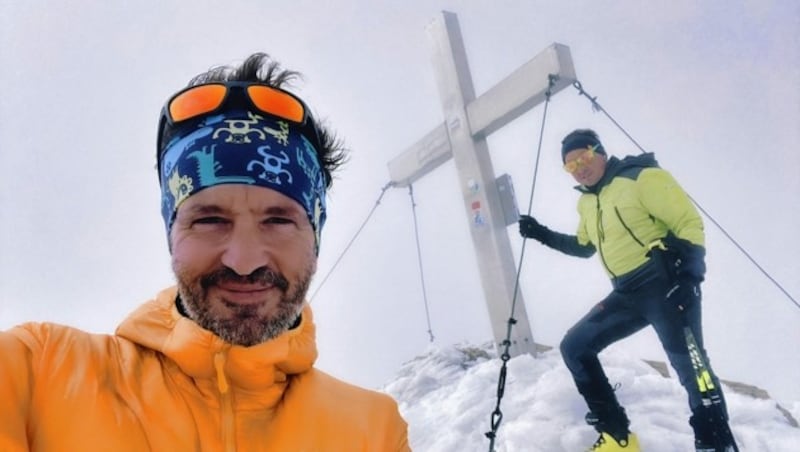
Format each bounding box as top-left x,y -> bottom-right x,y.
264,217 -> 294,225
194,217 -> 228,225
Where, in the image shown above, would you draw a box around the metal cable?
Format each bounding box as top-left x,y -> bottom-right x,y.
309,181 -> 394,302
408,184 -> 435,342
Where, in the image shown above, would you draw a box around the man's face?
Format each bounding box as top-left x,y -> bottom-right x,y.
170,184 -> 317,346
564,147 -> 607,187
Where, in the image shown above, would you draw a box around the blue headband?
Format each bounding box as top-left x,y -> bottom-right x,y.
159,110 -> 326,251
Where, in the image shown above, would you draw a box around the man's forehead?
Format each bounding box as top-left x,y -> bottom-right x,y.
178,185 -> 306,214
564,147 -> 592,160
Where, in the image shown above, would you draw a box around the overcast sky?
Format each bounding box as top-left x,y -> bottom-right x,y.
2,1 -> 798,403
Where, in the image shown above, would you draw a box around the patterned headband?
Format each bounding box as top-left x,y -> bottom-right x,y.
159,110 -> 326,252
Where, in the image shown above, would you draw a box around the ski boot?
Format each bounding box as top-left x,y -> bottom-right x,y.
590,431 -> 640,451
578,381 -> 641,451
586,410 -> 640,451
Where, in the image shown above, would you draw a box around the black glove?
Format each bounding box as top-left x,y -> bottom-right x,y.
647,235 -> 705,311
666,276 -> 702,311
518,215 -> 549,242
661,233 -> 706,282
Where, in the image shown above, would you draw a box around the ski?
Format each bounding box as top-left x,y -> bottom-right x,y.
684,327 -> 740,452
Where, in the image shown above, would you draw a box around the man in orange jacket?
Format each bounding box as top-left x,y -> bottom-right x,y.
0,53 -> 410,452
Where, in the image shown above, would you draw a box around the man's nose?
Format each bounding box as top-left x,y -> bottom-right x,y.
220,226 -> 271,276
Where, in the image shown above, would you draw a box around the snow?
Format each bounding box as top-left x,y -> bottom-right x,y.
383,343 -> 800,452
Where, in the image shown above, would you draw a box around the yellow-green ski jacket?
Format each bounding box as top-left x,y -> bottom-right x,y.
544,153 -> 705,280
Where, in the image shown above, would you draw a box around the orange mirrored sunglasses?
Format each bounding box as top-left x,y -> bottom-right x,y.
157,81 -> 319,159
167,82 -> 306,124
563,145 -> 597,173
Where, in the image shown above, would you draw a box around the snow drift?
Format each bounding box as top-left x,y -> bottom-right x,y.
384,343 -> 800,451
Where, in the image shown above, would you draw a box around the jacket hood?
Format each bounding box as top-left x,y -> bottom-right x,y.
576,152 -> 660,193
115,287 -> 317,395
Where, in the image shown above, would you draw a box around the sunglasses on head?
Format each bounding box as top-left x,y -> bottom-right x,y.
157,81 -> 322,162
563,145 -> 597,173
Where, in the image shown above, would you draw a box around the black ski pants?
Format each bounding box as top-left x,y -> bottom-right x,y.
559,260 -> 723,414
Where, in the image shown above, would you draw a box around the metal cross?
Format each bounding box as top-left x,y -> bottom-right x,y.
387,11 -> 577,357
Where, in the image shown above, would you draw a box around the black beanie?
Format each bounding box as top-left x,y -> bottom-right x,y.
561,129 -> 606,162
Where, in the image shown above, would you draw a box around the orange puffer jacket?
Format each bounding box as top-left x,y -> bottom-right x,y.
0,287 -> 409,452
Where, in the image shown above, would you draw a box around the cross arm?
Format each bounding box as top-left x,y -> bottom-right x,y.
387,122 -> 452,187
467,43 -> 576,138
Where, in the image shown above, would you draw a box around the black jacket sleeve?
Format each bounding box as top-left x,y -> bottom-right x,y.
540,229 -> 596,258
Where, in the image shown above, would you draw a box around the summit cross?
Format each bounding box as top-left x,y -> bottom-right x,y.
387,11 -> 577,357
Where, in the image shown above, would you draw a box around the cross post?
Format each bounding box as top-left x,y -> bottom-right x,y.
388,11 -> 577,357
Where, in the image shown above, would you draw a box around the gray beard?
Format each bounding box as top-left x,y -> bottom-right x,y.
174,264 -> 313,346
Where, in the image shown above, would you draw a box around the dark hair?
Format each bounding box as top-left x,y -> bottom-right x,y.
166,53 -> 348,188
560,128 -> 606,162
562,128 -> 600,144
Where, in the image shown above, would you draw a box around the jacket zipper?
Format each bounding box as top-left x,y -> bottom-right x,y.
614,206 -> 645,247
595,197 -> 617,278
214,351 -> 236,452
